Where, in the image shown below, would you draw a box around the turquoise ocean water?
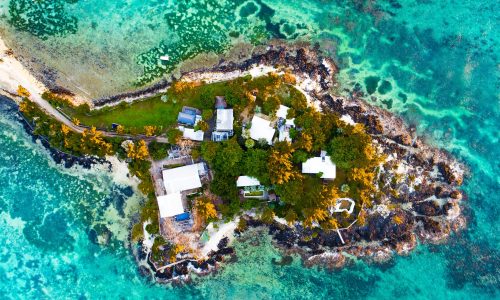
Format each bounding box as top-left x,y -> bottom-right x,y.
0,0 -> 498,299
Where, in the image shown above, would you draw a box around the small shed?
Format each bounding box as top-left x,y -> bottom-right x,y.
179,126 -> 204,141
177,112 -> 196,126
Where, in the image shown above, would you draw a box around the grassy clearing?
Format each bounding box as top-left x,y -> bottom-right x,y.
71,95 -> 187,134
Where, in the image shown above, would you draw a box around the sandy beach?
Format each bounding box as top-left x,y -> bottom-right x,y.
0,36 -> 85,133
0,36 -> 47,99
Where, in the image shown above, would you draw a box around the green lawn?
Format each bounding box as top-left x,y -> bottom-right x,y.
72,95 -> 186,134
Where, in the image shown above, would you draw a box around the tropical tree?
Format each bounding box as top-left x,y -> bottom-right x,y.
213,138 -> 243,176
262,95 -> 281,115
200,141 -> 220,165
171,80 -> 196,94
202,109 -> 213,121
245,138 -> 255,149
284,209 -> 298,225
261,207 -> 275,224
144,125 -> 156,136
195,120 -> 209,132
303,207 -> 328,228
268,142 -> 296,185
294,132 -> 313,152
322,217 -> 340,230
327,124 -> 378,169
268,149 -> 293,185
194,196 -> 218,222
167,128 -> 183,144
19,100 -> 29,112
134,140 -> 150,160
17,85 -> 30,98
242,148 -> 270,184
282,72 -> 296,85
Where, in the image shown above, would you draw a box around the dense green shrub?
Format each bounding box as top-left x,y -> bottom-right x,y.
148,141 -> 169,161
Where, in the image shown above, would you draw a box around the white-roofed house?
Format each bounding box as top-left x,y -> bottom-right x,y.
236,175 -> 267,199
157,192 -> 185,218
276,105 -> 296,142
162,164 -> 203,194
153,162 -> 209,229
250,115 -> 275,145
212,108 -> 234,141
156,163 -> 206,221
302,151 -> 336,180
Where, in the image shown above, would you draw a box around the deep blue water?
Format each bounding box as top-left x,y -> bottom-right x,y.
0,0 -> 499,299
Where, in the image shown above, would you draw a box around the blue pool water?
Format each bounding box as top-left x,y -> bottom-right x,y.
0,0 -> 498,299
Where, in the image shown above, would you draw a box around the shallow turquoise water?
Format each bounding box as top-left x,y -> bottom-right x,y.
0,0 -> 499,299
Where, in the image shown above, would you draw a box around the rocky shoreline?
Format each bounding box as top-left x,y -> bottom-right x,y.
90,42 -> 334,108
0,95 -> 108,169
134,236 -> 236,283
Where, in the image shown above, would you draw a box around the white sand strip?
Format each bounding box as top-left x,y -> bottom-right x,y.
201,219 -> 238,257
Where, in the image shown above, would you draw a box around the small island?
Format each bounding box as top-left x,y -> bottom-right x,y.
6,45 -> 465,282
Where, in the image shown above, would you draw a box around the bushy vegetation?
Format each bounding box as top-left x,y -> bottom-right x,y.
41,91 -> 90,115
148,141 -> 169,160
19,99 -> 120,157
125,140 -> 158,239
192,74 -> 384,227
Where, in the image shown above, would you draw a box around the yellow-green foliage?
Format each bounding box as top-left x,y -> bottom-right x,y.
19,100 -> 117,157
393,215 -> 404,225
194,196 -> 218,222
17,85 -> 30,98
131,223 -> 144,242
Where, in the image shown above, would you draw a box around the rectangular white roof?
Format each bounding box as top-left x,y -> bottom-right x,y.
250,115 -> 275,145
276,105 -> 290,119
162,164 -> 202,194
236,176 -> 261,187
216,109 -> 234,131
302,155 -> 337,179
157,192 -> 184,218
179,126 -> 204,141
